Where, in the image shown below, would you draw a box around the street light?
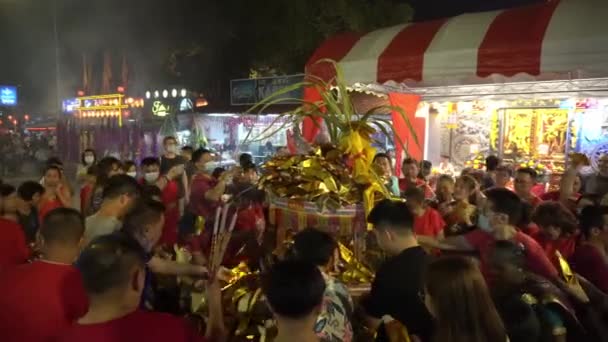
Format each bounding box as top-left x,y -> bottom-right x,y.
171,89 -> 177,98
145,91 -> 151,99
162,90 -> 168,98
154,90 -> 159,98
180,89 -> 187,97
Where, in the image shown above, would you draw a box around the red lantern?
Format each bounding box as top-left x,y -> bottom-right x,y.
77,90 -> 85,96
24,114 -> 30,121
117,86 -> 125,93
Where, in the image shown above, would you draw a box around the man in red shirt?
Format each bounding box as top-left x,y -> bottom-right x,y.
58,233 -> 225,342
514,167 -> 543,208
569,205 -> 608,293
399,158 -> 433,199
141,157 -> 183,247
0,207 -> 88,341
529,201 -> 578,268
419,188 -> 558,283
403,187 -> 445,238
0,184 -> 29,271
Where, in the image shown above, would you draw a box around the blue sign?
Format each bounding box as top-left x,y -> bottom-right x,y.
230,79 -> 257,105
0,86 -> 18,106
230,75 -> 304,105
62,98 -> 80,113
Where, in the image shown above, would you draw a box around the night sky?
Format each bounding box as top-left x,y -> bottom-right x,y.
0,0 -> 543,115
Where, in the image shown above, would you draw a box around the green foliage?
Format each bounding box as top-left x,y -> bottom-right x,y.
244,60 -> 418,152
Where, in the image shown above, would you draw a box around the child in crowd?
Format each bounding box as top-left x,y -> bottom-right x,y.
17,180 -> 45,243
403,187 -> 445,238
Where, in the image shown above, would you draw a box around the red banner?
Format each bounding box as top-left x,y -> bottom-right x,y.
388,93 -> 423,177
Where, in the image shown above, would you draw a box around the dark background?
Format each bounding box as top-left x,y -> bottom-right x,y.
0,0 -> 545,114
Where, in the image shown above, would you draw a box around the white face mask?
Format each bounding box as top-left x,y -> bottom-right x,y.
126,171 -> 137,178
166,145 -> 178,154
203,162 -> 216,173
144,172 -> 159,183
84,156 -> 95,165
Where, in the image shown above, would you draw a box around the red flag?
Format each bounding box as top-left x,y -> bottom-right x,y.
121,54 -> 128,89
302,86 -> 323,143
102,51 -> 112,93
82,54 -> 89,92
388,93 -> 423,177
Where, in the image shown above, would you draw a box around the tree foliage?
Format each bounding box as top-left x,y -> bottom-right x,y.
166,0 -> 412,87
229,0 -> 413,76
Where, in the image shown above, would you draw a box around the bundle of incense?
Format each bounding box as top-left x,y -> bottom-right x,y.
209,204 -> 238,275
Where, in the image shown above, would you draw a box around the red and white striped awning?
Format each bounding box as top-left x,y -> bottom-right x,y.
305,0 -> 608,87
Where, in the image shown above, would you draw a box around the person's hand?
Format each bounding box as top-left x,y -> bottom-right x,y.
219,167 -> 237,183
569,152 -> 590,171
167,165 -> 183,180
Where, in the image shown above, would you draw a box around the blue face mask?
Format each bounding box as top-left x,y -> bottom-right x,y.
477,213 -> 493,232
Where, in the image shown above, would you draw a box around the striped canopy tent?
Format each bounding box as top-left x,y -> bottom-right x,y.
303,0 -> 608,167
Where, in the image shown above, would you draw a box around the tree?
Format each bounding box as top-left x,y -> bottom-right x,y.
227,0 -> 413,76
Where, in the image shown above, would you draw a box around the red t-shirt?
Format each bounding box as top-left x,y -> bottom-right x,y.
414,208 -> 445,237
189,174 -> 219,218
80,184 -> 93,213
525,195 -> 543,208
531,184 -> 546,198
139,179 -> 181,246
464,229 -> 559,282
0,261 -> 88,341
39,198 -> 63,223
58,309 -> 205,342
161,179 -> 180,246
236,204 -> 264,232
399,178 -> 434,198
539,191 -> 581,214
530,232 -> 577,269
569,244 -> 608,293
0,218 -> 29,271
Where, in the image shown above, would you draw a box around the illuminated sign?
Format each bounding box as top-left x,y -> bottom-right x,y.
62,98 -> 80,113
0,86 -> 18,106
152,101 -> 171,117
179,98 -> 193,112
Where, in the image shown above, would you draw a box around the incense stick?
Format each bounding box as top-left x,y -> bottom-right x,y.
208,205 -> 238,275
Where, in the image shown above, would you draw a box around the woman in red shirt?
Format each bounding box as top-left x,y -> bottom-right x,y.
39,165 -> 71,223
530,201 -> 579,270
442,175 -> 478,236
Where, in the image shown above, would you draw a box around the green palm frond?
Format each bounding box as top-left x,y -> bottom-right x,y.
244,59 -> 419,153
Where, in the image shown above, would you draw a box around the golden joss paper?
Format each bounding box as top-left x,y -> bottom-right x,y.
259,154 -> 365,210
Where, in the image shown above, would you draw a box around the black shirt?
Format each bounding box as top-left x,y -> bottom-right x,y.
19,208 -> 39,243
362,246 -> 434,341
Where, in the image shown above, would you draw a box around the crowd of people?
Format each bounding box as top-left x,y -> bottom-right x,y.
0,137 -> 607,341
0,131 -> 56,177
